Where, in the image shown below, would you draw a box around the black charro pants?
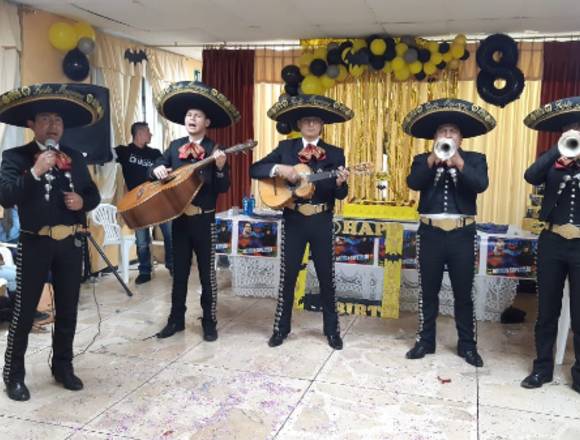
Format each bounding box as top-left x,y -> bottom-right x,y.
534,230 -> 580,385
273,210 -> 339,337
415,222 -> 477,352
4,234 -> 82,383
169,212 -> 217,326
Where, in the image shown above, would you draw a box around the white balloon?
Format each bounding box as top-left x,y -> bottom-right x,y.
77,37 -> 95,55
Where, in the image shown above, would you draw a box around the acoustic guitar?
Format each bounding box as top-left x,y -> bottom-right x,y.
258,162 -> 372,209
117,140 -> 257,229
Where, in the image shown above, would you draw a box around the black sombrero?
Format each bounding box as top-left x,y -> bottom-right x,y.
156,81 -> 240,128
524,97 -> 580,132
403,98 -> 496,139
0,83 -> 104,128
268,94 -> 354,127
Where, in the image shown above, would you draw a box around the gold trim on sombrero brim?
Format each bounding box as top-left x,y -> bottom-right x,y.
268,94 -> 354,125
403,98 -> 496,139
524,97 -> 580,132
156,81 -> 240,128
0,84 -> 104,128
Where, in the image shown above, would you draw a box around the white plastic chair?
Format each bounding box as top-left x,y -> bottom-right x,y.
91,203 -> 135,283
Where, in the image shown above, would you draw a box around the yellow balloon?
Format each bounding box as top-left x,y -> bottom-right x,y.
454,34 -> 467,45
314,46 -> 328,61
349,64 -> 365,78
301,75 -> 323,95
48,22 -> 77,52
450,44 -> 465,59
391,56 -> 405,71
448,59 -> 460,70
336,65 -> 348,81
408,61 -> 423,74
394,66 -> 410,81
298,52 -> 314,67
300,65 -> 311,77
442,52 -> 453,62
370,39 -> 386,55
382,62 -> 393,74
430,52 -> 443,65
341,47 -> 352,63
427,41 -> 439,53
73,21 -> 96,41
288,131 -> 301,139
321,75 -> 336,89
395,43 -> 408,56
423,62 -> 437,75
352,39 -> 367,51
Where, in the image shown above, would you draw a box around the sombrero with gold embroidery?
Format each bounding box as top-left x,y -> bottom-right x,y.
524,97 -> 580,132
403,98 -> 496,139
156,81 -> 240,128
0,83 -> 104,128
268,94 -> 353,127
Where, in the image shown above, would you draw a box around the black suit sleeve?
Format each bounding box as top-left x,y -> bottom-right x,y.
524,145 -> 560,186
457,153 -> 489,193
76,154 -> 101,212
213,162 -> 230,193
334,149 -> 348,200
250,143 -> 284,179
407,154 -> 437,191
0,149 -> 41,208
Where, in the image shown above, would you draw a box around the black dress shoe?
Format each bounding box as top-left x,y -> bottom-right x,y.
156,321 -> 185,339
135,273 -> 151,285
53,369 -> 84,391
5,380 -> 30,401
458,347 -> 484,367
202,321 -> 218,342
406,343 -> 435,359
327,334 -> 343,350
521,371 -> 553,389
268,332 -> 287,347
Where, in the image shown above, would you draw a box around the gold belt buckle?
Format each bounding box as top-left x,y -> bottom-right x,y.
183,205 -> 202,216
38,225 -> 77,240
553,223 -> 580,240
297,204 -> 324,216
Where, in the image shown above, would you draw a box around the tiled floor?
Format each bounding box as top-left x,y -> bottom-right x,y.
0,267 -> 579,439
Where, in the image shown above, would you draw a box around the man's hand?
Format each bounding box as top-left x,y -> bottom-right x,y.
32,151 -> 57,176
275,165 -> 300,183
446,152 -> 464,171
213,150 -> 227,170
153,165 -> 172,180
335,166 -> 349,186
63,191 -> 83,211
427,152 -> 442,168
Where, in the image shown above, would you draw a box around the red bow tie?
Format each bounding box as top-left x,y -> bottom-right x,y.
554,158 -> 580,170
298,143 -> 326,163
178,142 -> 205,160
34,150 -> 72,171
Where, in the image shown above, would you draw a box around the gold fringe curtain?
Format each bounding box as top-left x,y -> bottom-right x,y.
324,70 -> 458,205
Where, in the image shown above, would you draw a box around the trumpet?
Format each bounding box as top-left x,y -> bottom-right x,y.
434,137 -> 457,161
558,130 -> 580,158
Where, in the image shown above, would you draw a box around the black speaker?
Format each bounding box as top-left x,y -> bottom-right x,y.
60,84 -> 112,164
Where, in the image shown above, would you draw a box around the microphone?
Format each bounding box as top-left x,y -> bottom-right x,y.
45,138 -> 57,150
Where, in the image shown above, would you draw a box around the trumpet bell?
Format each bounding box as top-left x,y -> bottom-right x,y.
558,130 -> 580,159
434,138 -> 457,161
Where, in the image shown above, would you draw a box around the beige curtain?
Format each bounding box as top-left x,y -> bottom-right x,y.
145,47 -> 201,149
0,0 -> 21,153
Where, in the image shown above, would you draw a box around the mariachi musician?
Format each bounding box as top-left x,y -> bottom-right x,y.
403,98 -> 496,367
151,81 -> 240,342
0,84 -> 102,401
522,97 -> 580,393
250,94 -> 352,350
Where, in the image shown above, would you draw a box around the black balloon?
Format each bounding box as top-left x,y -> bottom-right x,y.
476,67 -> 525,108
281,65 -> 302,85
338,41 -> 353,66
415,71 -> 427,81
284,83 -> 299,96
476,33 -> 518,73
418,49 -> 431,63
370,55 -> 386,70
327,48 -> 342,65
310,58 -> 327,76
384,37 -> 396,51
366,34 -> 381,46
460,49 -> 471,61
276,121 -> 292,135
384,47 -> 397,61
62,48 -> 90,81
355,48 -> 371,65
439,42 -> 450,53
436,61 -> 447,70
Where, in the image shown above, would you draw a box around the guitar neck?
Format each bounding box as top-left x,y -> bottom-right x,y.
195,142 -> 249,168
307,170 -> 337,182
